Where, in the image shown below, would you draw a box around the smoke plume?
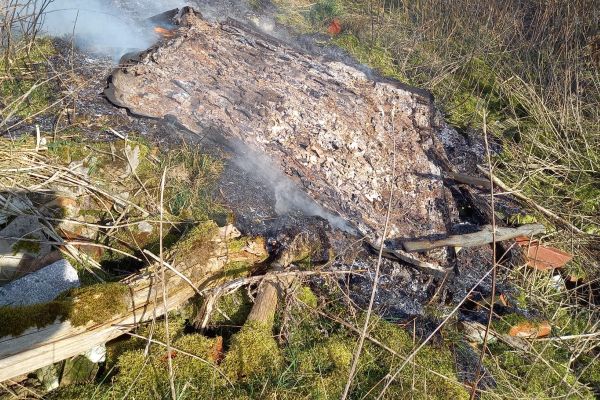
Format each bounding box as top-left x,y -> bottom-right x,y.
40,0 -> 181,60
228,140 -> 356,233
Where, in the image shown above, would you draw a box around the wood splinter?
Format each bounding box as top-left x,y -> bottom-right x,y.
403,223 -> 545,253
374,244 -> 449,275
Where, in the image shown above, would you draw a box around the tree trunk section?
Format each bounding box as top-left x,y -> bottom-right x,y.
105,8 -> 460,247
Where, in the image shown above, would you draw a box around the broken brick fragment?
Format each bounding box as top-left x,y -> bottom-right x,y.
515,237 -> 573,271
328,18 -> 342,35
508,321 -> 551,338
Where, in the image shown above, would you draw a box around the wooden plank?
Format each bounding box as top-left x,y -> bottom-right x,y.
443,171 -> 492,189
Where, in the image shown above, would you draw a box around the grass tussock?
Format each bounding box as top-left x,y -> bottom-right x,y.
0,37 -> 56,122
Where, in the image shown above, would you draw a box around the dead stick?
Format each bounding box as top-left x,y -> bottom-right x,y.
443,171 -> 492,189
376,245 -> 448,274
192,269 -> 362,330
368,240 -> 447,274
403,223 -> 545,253
246,263 -> 295,325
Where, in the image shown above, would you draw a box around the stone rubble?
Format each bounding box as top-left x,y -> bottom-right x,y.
0,259 -> 79,306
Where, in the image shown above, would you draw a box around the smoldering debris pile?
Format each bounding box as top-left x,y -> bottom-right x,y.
1,4 -> 583,398
105,7 -> 459,253
103,7 -> 533,317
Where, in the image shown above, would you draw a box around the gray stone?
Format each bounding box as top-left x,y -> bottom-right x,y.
0,215 -> 52,283
0,259 -> 80,306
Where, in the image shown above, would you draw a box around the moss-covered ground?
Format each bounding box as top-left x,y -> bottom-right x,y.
46,286 -> 476,400
0,282 -> 129,337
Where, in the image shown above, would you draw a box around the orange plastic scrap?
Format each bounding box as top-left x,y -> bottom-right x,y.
508,321 -> 552,338
515,236 -> 573,271
328,18 -> 342,35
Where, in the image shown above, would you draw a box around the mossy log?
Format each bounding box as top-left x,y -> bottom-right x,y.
0,223 -> 267,382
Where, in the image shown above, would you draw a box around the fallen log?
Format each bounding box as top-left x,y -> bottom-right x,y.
402,223 -> 546,253
0,223 -> 267,382
215,227 -> 330,381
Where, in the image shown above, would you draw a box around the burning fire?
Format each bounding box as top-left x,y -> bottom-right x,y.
154,26 -> 176,39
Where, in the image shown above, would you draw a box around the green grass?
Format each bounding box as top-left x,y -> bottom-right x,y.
333,34 -> 407,81
161,147 -> 226,221
308,0 -> 343,25
485,341 -> 594,399
0,38 -> 56,120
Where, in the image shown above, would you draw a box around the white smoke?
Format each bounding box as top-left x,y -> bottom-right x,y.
39,0 -> 186,60
36,0 -> 271,60
228,140 -> 356,234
